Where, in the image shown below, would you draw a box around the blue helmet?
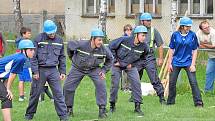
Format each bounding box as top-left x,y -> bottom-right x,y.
43,20 -> 57,34
179,17 -> 192,26
134,26 -> 148,34
91,28 -> 104,37
140,12 -> 152,21
18,39 -> 35,50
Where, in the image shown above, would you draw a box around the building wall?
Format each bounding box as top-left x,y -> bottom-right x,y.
0,0 -> 64,14
65,0 -> 215,45
0,0 -> 65,35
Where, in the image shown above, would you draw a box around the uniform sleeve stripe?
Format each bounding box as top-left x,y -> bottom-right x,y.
38,42 -> 49,45
121,44 -> 131,50
77,49 -> 90,55
134,50 -> 144,53
52,43 -> 63,46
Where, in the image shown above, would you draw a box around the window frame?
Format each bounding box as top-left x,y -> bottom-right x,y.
82,0 -> 115,18
126,0 -> 162,18
176,0 -> 213,18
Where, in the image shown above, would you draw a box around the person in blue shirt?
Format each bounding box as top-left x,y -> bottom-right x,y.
15,27 -> 33,102
167,17 -> 203,107
0,39 -> 35,121
108,26 -> 149,116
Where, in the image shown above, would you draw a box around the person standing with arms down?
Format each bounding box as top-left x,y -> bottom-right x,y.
167,17 -> 203,107
15,27 -> 33,102
25,20 -> 68,121
136,13 -> 166,104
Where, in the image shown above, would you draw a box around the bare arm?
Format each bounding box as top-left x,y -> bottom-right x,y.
191,49 -> 197,66
6,73 -> 17,90
167,49 -> 174,72
6,73 -> 17,100
200,41 -> 215,49
189,49 -> 197,72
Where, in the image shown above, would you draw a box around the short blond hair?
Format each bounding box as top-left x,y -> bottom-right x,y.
123,24 -> 132,32
199,20 -> 209,30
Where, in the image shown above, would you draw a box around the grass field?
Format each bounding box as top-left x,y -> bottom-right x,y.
0,43 -> 215,121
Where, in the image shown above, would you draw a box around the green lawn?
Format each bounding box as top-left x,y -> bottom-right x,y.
0,44 -> 215,121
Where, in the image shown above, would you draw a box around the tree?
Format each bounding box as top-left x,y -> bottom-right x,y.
171,0 -> 177,34
13,0 -> 23,36
98,0 -> 107,36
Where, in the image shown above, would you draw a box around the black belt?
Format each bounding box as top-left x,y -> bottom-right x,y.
0,79 -> 5,83
39,66 -> 56,68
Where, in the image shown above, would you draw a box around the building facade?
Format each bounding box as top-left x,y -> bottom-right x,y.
0,0 -> 64,35
65,0 -> 214,44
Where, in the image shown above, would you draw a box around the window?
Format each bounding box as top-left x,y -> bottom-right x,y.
82,0 -> 115,17
177,0 -> 213,17
108,0 -> 115,13
127,0 -> 162,17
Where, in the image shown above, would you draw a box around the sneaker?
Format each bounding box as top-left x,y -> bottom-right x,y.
24,115 -> 33,121
195,102 -> 204,108
67,107 -> 74,117
19,97 -> 25,102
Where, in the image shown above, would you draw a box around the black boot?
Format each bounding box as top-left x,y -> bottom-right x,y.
110,102 -> 116,113
98,105 -> 107,118
134,103 -> 144,116
159,94 -> 166,105
67,106 -> 74,117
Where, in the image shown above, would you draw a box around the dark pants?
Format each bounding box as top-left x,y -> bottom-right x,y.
0,80 -> 12,109
167,66 -> 203,105
40,85 -> 53,101
25,67 -> 67,120
138,55 -> 164,96
110,66 -> 142,103
63,65 -> 107,108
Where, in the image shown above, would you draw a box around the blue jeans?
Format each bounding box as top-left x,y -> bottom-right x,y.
167,66 -> 203,105
205,58 -> 215,92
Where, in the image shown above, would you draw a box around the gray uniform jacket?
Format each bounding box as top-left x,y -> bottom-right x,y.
108,36 -> 149,68
67,40 -> 113,73
31,33 -> 66,74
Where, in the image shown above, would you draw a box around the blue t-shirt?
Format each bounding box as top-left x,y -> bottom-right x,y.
0,53 -> 26,79
169,30 -> 199,67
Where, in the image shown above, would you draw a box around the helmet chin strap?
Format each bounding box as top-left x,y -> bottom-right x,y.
24,49 -> 29,58
136,34 -> 140,44
92,37 -> 96,48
